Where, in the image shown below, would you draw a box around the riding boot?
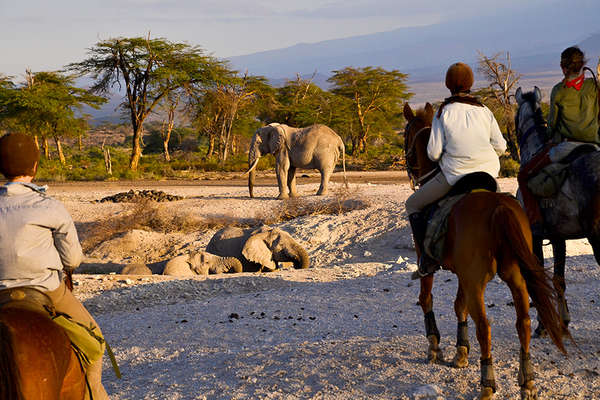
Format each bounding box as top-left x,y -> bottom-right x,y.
408,212 -> 439,280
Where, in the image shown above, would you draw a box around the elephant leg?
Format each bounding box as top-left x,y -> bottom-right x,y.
276,154 -> 290,199
317,166 -> 333,196
287,166 -> 298,197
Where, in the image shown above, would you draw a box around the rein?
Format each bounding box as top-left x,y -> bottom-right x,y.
405,123 -> 434,190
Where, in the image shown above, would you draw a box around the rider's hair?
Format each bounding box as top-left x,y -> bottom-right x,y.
560,46 -> 586,76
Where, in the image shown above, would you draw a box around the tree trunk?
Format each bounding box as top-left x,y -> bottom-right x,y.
129,124 -> 143,171
54,136 -> 66,165
78,135 -> 83,151
42,137 -> 50,159
206,135 -> 215,158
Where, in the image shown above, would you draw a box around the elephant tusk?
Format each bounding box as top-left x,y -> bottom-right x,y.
246,159 -> 259,174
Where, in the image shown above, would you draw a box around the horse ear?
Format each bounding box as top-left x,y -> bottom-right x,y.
515,87 -> 523,104
403,103 -> 414,122
534,86 -> 542,103
424,103 -> 434,121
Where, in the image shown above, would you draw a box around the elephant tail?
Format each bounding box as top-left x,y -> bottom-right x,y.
340,141 -> 348,189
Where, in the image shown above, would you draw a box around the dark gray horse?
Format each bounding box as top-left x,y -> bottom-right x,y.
515,86 -> 600,335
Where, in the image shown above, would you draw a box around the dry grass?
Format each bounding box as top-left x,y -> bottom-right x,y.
261,187 -> 369,224
80,188 -> 369,253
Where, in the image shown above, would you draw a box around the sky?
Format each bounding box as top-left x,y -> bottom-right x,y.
0,0 -> 596,81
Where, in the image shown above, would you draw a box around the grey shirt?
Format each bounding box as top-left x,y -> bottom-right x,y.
0,182 -> 83,291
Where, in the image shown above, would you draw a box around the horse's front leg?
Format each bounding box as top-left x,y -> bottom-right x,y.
419,274 -> 444,363
452,282 -> 470,368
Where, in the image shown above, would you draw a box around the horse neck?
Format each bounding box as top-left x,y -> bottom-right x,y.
415,127 -> 438,180
517,102 -> 547,166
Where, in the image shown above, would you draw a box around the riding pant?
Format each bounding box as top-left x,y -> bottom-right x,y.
405,171 -> 452,215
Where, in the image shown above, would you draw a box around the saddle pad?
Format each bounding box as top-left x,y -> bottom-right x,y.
527,163 -> 569,198
423,194 -> 467,262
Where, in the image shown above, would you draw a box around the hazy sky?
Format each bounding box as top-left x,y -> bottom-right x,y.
0,0 -> 594,79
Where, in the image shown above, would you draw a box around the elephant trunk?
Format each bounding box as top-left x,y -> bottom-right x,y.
248,138 -> 261,198
222,257 -> 243,273
289,243 -> 310,269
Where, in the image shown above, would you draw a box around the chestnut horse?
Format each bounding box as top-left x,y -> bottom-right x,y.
403,102 -> 568,400
0,287 -> 87,399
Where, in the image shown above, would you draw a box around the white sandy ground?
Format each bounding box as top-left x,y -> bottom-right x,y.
49,174 -> 600,400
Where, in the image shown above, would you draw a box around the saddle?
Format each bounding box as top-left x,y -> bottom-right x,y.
423,172 -> 499,262
0,286 -> 54,314
529,142 -> 599,198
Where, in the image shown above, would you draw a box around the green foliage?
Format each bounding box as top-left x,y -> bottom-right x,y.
499,156 -> 520,177
328,66 -> 412,154
67,35 -> 226,170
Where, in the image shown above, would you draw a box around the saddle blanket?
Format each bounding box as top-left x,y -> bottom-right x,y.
423,193 -> 467,263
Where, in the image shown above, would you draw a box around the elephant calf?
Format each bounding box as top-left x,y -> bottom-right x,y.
206,226 -> 310,272
162,251 -> 243,276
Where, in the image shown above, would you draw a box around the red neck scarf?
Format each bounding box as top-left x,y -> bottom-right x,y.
565,73 -> 584,91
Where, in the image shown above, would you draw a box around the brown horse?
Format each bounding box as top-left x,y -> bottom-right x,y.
0,288 -> 87,400
403,102 -> 569,400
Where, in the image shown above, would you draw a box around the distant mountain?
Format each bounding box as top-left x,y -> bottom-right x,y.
228,3 -> 599,86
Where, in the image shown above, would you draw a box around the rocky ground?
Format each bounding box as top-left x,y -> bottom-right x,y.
49,172 -> 600,400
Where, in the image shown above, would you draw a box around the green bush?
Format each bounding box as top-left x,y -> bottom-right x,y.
499,156 -> 520,177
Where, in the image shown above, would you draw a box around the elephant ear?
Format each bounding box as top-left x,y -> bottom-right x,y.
268,124 -> 287,154
242,232 -> 277,271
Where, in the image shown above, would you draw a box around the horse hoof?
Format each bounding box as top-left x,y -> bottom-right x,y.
479,386 -> 494,400
452,345 -> 469,368
427,335 -> 444,364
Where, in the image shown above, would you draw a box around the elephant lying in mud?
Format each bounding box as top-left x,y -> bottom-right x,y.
206,226 -> 310,272
162,251 -> 243,276
247,123 -> 347,199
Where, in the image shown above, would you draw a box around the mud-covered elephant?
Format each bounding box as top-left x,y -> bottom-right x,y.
206,226 -> 310,272
247,123 -> 347,199
162,251 -> 243,276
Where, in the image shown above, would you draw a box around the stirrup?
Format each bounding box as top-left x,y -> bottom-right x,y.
411,257 -> 438,280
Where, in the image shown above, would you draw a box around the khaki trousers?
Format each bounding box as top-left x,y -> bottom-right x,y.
405,172 -> 452,215
46,282 -> 110,400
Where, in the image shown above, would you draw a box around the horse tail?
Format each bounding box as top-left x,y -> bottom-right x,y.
492,204 -> 570,355
0,319 -> 23,400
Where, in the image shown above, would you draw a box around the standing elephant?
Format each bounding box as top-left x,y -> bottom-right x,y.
247,123 -> 347,199
206,226 -> 310,272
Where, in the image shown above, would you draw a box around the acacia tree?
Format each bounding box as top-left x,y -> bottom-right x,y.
0,71 -> 105,163
67,35 -> 222,170
191,71 -> 272,162
477,51 -> 522,161
328,67 -> 411,154
274,74 -> 335,126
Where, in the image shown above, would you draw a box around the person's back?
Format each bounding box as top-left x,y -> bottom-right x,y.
0,133 -> 110,400
548,46 -> 600,144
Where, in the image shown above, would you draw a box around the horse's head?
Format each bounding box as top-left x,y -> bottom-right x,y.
403,102 -> 436,189
515,86 -> 547,164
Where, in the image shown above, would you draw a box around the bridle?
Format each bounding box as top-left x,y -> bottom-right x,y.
404,119 -> 434,191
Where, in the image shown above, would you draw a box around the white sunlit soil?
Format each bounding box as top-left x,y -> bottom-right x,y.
54,175 -> 600,400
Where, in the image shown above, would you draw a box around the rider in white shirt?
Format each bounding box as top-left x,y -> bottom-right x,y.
406,62 -> 506,279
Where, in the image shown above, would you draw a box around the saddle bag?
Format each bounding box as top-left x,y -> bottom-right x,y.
527,163 -> 569,198
52,312 -> 105,366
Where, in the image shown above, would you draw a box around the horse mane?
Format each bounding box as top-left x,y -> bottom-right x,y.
520,91 -> 547,131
